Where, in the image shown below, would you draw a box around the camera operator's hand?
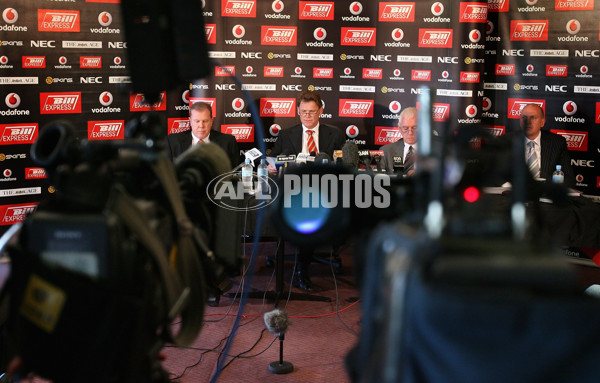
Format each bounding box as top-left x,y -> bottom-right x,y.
267,164 -> 278,175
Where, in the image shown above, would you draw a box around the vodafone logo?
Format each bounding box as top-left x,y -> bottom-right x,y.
581,65 -> 589,75
393,69 -> 401,77
350,2 -> 363,15
344,67 -> 352,75
2,8 -> 17,23
391,28 -> 404,42
442,70 -> 449,79
469,29 -> 481,43
0,56 -> 7,65
486,20 -> 494,34
465,105 -> 477,118
482,97 -> 492,111
576,174 -> 584,183
431,2 -> 444,16
526,64 -> 534,73
232,24 -> 245,38
346,125 -> 359,139
563,101 -> 577,116
269,124 -> 281,137
98,11 -> 112,26
389,101 -> 401,114
182,90 -> 190,104
295,67 -> 302,75
313,27 -> 327,41
272,0 -> 284,12
114,56 -> 122,65
566,19 -> 580,34
59,56 -> 68,65
232,97 -> 245,111
246,66 -> 253,74
5,93 -> 20,109
526,0 -> 538,4
99,91 -> 113,106
3,169 -> 12,177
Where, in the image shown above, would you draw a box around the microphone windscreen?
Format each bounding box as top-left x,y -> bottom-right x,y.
342,141 -> 359,170
263,309 -> 290,334
315,152 -> 331,164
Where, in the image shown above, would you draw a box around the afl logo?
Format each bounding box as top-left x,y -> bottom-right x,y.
5,93 -> 20,109
3,169 -> 11,178
114,56 -> 122,65
389,101 -> 401,114
233,25 -> 245,39
431,2 -> 444,16
563,101 -> 577,116
314,27 -> 327,41
526,64 -> 534,73
270,124 -> 281,137
465,105 -> 477,118
349,2 -> 363,15
391,28 -> 404,42
482,97 -> 492,111
566,19 -> 580,35
272,0 -> 284,13
98,11 -> 112,27
2,8 -> 18,24
99,91 -> 113,107
59,56 -> 68,65
0,56 -> 8,65
346,125 -> 359,139
469,29 -> 481,43
232,97 -> 245,111
182,90 -> 190,104
344,68 -> 352,75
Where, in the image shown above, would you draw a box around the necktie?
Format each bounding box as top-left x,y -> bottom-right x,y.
527,141 -> 540,178
403,145 -> 414,175
306,130 -> 318,155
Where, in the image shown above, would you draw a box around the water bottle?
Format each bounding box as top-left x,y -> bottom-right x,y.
552,164 -> 564,184
241,158 -> 253,193
256,158 -> 269,195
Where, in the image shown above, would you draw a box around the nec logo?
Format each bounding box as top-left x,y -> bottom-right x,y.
339,99 -> 374,117
205,24 -> 216,44
551,130 -> 588,151
130,92 -> 167,112
460,72 -> 480,83
432,103 -> 450,122
281,84 -> 302,92
379,3 -> 415,22
22,56 -> 45,68
507,98 -> 545,119
241,52 -> 262,59
107,41 -> 127,49
510,20 -> 548,41
261,26 -> 297,45
575,50 -> 599,57
265,66 -> 284,77
38,9 -> 80,32
260,98 -> 296,117
80,57 -> 101,68
0,124 -> 38,145
80,76 -> 103,84
341,27 -> 377,46
370,54 -> 391,62
545,85 -> 568,92
168,118 -> 191,135
30,40 -> 56,48
459,3 -> 487,23
25,167 -> 47,180
363,68 -> 383,79
313,68 -> 333,78
222,0 -> 257,17
40,92 -> 82,114
299,1 -> 334,20
418,29 -> 453,48
438,56 -> 459,64
374,126 -> 402,145
223,125 -> 254,142
502,49 -> 524,56
0,204 -> 38,225
88,120 -> 124,140
411,70 -> 431,81
495,64 -> 515,75
571,159 -> 595,168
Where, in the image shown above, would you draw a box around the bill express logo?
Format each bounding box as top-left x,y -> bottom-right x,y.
222,0 -> 256,17
313,68 -> 333,78
25,167 -> 47,179
555,0 -> 594,10
168,118 -> 190,134
460,71 -> 480,83
40,92 -> 82,114
88,120 -> 124,140
341,27 -> 376,46
22,56 -> 45,68
510,20 -> 548,41
0,203 -> 38,225
432,103 -> 450,121
419,29 -> 453,48
80,56 -> 101,68
130,92 -> 167,111
495,64 -> 515,75
223,125 -> 254,142
0,124 -> 38,145
261,26 -> 297,45
508,98 -> 545,119
38,9 -> 80,32
546,65 -> 567,77
260,98 -> 296,117
552,130 -> 588,151
488,0 -> 509,11
379,2 -> 415,22
205,24 -> 216,44
459,2 -> 487,23
299,1 -> 334,20
339,99 -> 374,117
363,68 -> 383,79
375,126 -> 402,145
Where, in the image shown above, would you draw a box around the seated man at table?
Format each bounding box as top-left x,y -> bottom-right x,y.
380,107 -> 418,176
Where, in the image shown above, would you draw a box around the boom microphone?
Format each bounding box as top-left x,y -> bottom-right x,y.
341,141 -> 359,170
264,309 -> 290,335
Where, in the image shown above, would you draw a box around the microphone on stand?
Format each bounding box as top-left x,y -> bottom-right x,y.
370,150 -> 384,172
315,152 -> 332,164
392,156 -> 404,174
341,141 -> 359,170
358,150 -> 373,173
264,309 -> 293,374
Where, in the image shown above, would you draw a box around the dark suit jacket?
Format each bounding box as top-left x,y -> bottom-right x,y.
164,129 -> 240,168
270,123 -> 345,158
380,139 -> 407,174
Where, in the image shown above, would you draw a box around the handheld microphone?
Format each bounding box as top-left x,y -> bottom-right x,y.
370,150 -> 384,172
358,150 -> 372,172
341,141 -> 359,170
263,309 -> 290,335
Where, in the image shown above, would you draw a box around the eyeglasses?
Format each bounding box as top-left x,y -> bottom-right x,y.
299,110 -> 319,116
399,126 -> 418,132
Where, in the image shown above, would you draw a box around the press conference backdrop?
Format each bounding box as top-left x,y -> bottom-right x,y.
0,0 -> 598,230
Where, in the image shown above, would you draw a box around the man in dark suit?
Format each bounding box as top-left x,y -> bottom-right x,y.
380,107 -> 418,176
165,101 -> 240,168
269,91 -> 346,291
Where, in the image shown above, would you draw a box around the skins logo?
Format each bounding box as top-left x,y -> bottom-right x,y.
88,120 -> 124,140
339,99 -> 374,117
0,204 -> 38,225
555,0 -> 594,11
222,0 -> 257,17
432,103 -> 450,121
411,69 -> 431,81
546,65 -> 567,77
80,56 -> 101,68
460,71 -> 480,83
215,66 -> 235,76
40,92 -> 82,114
38,10 -> 80,32
261,26 -> 297,45
265,66 -> 284,77
223,125 -> 254,142
205,24 -> 217,44
260,98 -> 296,117
313,68 -> 333,78
130,92 -> 167,112
0,124 -> 38,145
378,2 -> 415,22
485,126 -> 506,136
459,2 -> 487,23
375,126 -> 402,145
22,56 -> 45,68
25,167 -> 47,179
341,27 -> 376,46
551,130 -> 588,151
299,1 -> 334,20
495,64 -> 515,75
418,29 -> 452,48
363,68 -> 383,79
507,98 -> 545,119
510,20 -> 548,41
488,0 -> 509,12
168,118 -> 191,135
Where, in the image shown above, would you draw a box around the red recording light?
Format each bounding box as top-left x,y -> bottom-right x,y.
463,186 -> 480,203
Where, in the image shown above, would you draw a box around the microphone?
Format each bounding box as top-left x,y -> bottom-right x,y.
263,309 -> 290,335
358,150 -> 372,172
392,156 -> 404,174
370,150 -> 384,172
315,152 -> 331,164
341,141 -> 359,170
307,151 -> 317,162
296,153 -> 309,164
